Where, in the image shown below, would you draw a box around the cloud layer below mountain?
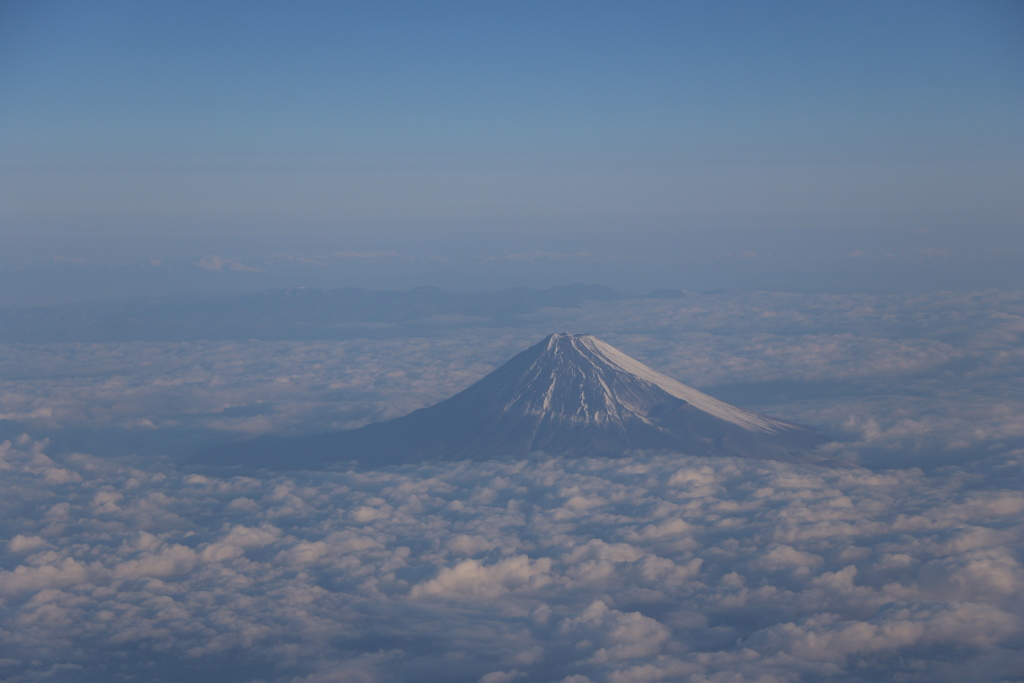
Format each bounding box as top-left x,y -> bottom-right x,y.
1,438 -> 1022,682
0,289 -> 1020,680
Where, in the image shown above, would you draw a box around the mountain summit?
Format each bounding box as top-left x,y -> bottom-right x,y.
209,333 -> 834,469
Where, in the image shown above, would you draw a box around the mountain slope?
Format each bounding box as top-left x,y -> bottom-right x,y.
207,333 -> 835,469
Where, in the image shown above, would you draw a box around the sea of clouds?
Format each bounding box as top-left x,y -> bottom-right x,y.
0,290 -> 1021,681
2,440 -> 1022,682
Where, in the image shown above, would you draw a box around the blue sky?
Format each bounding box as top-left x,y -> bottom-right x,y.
3,1 -> 1021,153
0,1 -> 1021,284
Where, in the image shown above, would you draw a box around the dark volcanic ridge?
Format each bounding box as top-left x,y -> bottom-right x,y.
206,333 -> 841,470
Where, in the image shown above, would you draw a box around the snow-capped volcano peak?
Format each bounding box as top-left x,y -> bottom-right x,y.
507,333 -> 783,432
208,332 -> 834,469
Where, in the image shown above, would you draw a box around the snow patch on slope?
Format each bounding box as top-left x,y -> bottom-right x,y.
546,333 -> 784,433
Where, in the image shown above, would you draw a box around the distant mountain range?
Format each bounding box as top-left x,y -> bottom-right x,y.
0,285 -> 685,343
206,333 -> 837,470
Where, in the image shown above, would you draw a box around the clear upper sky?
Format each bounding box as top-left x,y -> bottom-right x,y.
0,0 -> 1021,267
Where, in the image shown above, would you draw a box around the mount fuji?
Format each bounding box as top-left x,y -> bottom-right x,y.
207,333 -> 837,469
